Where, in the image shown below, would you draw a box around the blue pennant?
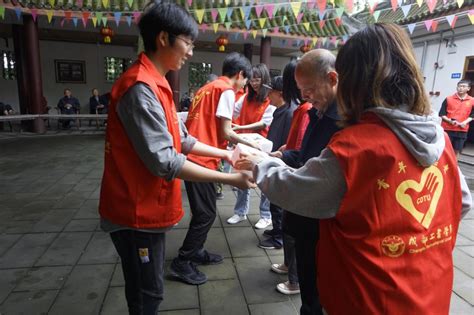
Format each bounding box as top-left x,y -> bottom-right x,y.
245,20 -> 252,29
14,8 -> 22,20
72,17 -> 78,27
126,16 -> 132,27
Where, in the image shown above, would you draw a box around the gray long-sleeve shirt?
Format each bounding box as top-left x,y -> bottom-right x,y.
101,83 -> 197,233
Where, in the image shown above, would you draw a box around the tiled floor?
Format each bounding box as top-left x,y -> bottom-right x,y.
0,134 -> 472,314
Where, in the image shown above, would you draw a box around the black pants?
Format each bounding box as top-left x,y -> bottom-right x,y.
270,203 -> 283,242
178,181 -> 217,260
110,230 -> 165,315
284,211 -> 323,315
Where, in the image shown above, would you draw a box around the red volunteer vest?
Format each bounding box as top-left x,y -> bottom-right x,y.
285,102 -> 312,150
236,95 -> 271,137
320,113 -> 461,314
186,76 -> 233,170
99,53 -> 183,228
441,94 -> 473,132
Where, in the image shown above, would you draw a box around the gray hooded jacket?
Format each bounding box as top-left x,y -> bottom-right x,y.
254,108 -> 472,219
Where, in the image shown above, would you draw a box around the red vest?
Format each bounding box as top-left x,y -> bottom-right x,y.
236,95 -> 271,137
320,113 -> 461,314
99,53 -> 183,229
285,102 -> 312,150
186,76 -> 233,170
441,94 -> 473,132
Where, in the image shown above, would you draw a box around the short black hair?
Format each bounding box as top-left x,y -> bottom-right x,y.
139,1 -> 198,52
458,79 -> 471,86
222,52 -> 252,79
269,76 -> 283,92
282,60 -> 302,105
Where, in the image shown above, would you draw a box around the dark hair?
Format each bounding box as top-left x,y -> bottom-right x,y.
91,88 -> 98,93
64,88 -> 71,93
222,52 -> 252,79
270,76 -> 283,92
248,63 -> 270,103
336,23 -> 430,126
282,60 -> 302,105
458,79 -> 471,86
139,1 -> 198,52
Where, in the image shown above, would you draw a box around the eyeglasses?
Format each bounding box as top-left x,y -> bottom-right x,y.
173,36 -> 195,51
249,78 -> 262,83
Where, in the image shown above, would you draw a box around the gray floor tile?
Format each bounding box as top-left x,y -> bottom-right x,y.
450,292 -> 474,315
100,286 -> 128,315
453,267 -> 474,305
0,269 -> 28,304
0,290 -> 59,314
198,258 -> 238,281
48,264 -> 114,315
31,209 -> 76,233
0,234 -> 21,256
199,279 -> 249,315
15,266 -> 72,291
35,232 -> 92,266
64,219 -> 99,232
159,310 -> 200,315
454,248 -> 474,278
235,257 -> 289,305
459,245 -> 474,257
78,231 -> 118,265
458,220 -> 474,241
110,263 -> 124,287
224,227 -> 267,258
249,301 -> 298,315
0,233 -> 57,268
0,220 -> 36,234
160,279 -> 199,311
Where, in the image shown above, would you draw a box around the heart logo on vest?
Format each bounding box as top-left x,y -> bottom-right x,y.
395,165 -> 443,229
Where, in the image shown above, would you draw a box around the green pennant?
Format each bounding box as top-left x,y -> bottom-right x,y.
335,7 -> 344,18
373,10 -> 381,22
225,22 -> 232,30
102,17 -> 108,26
262,29 -> 268,37
127,0 -> 134,8
96,12 -> 103,26
239,8 -> 244,19
218,8 -> 227,22
0,6 -> 5,19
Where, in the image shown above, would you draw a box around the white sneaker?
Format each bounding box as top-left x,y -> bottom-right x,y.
255,218 -> 272,229
276,281 -> 300,295
271,263 -> 288,274
227,214 -> 247,224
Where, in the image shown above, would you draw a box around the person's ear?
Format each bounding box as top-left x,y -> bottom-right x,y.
328,71 -> 338,87
156,31 -> 169,49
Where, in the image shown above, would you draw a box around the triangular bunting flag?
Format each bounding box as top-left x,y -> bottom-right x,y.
200,24 -> 208,32
92,17 -> 98,27
195,9 -> 205,24
225,0 -> 231,5
290,2 -> 302,18
101,17 -> 108,26
243,6 -> 251,20
14,8 -> 22,21
427,0 -> 436,13
132,11 -> 141,24
64,10 -> 72,20
239,8 -> 244,19
335,17 -> 342,26
127,0 -> 134,8
49,0 -> 55,7
218,8 -> 227,22
60,18 -> 65,28
211,9 -> 218,22
259,18 -> 266,29
295,40 -> 302,47
102,0 -> 109,8
96,12 -> 103,25
397,0 -> 403,6
233,32 -> 239,40
212,23 -> 219,33
187,0 -> 192,6
319,20 -> 326,28
432,20 -> 439,32
335,7 -> 344,18
456,0 -> 464,7
445,14 -> 458,28
407,23 -> 416,34
81,12 -> 91,27
342,35 -> 349,43
416,0 -> 423,7
225,22 -> 232,30
303,22 -> 310,31
243,31 -> 249,40
318,10 -> 325,20
373,10 -> 381,22
401,5 -> 411,18
287,39 -> 293,48
369,2 -> 378,15
284,25 -> 290,33
424,19 -> 433,31
227,8 -> 233,19
255,5 -> 264,17
280,39 -> 286,46
391,0 -> 398,11
265,4 -> 275,17
307,1 -> 316,10
262,29 -> 268,37
312,37 -> 318,46
114,12 -> 122,26
273,26 -> 279,33
321,37 -> 328,47
297,13 -> 304,24
345,0 -> 354,13
46,10 -> 54,23
251,30 -> 258,39
282,16 -> 287,24
0,6 -> 5,20
304,38 -> 309,46
72,17 -> 78,27
317,0 -> 327,13
31,9 -> 38,22
76,0 -> 83,7
469,10 -> 474,24
126,15 -> 132,27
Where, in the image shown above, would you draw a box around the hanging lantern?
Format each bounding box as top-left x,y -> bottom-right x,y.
300,44 -> 311,54
100,26 -> 114,44
215,35 -> 229,52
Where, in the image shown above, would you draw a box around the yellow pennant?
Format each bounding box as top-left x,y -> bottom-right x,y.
225,0 -> 231,5
416,0 -> 423,6
213,23 -> 219,33
239,8 -> 244,19
251,30 -> 258,38
46,10 -> 54,23
469,13 -> 474,24
92,17 -> 98,27
312,37 -> 318,46
195,9 -> 205,24
456,0 -> 464,7
49,0 -> 55,7
259,18 -> 266,28
290,2 -> 302,18
303,22 -> 310,31
102,0 -> 109,8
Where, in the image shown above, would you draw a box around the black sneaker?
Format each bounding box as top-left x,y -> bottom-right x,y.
263,229 -> 276,237
258,238 -> 283,250
190,249 -> 223,265
170,258 -> 207,285
216,192 -> 224,200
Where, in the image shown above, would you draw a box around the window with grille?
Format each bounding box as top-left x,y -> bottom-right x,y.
463,56 -> 474,97
104,57 -> 133,82
188,62 -> 212,89
2,51 -> 16,80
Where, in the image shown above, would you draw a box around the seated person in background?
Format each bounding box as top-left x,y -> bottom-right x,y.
57,88 -> 80,129
89,88 -> 108,114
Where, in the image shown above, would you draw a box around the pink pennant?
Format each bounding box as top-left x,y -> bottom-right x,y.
424,19 -> 433,31
187,0 -> 192,6
76,0 -> 83,7
391,0 -> 398,11
296,12 -> 304,23
335,17 -> 342,26
369,2 -> 378,15
306,1 -> 316,10
30,9 -> 38,22
264,4 -> 275,17
200,24 -> 208,31
82,12 -> 90,27
60,18 -> 65,27
287,39 -> 293,47
317,0 -> 327,13
304,38 -> 309,45
431,20 -> 439,32
319,20 -> 326,29
243,31 -> 249,40
211,9 -> 218,22
345,0 -> 354,13
132,11 -> 141,24
273,26 -> 279,33
427,0 -> 436,13
255,5 -> 264,17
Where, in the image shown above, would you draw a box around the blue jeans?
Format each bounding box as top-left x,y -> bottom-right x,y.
233,189 -> 271,219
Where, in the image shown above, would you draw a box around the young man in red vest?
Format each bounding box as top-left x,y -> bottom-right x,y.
439,79 -> 473,157
98,3 -> 254,313
171,52 -> 259,285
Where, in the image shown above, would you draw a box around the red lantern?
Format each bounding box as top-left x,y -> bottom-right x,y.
300,44 -> 311,54
101,26 -> 114,44
216,35 -> 229,52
